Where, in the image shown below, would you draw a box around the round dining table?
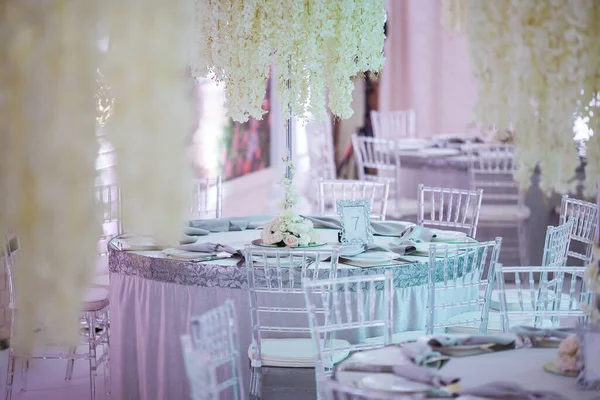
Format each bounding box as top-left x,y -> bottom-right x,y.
108,218 -> 477,400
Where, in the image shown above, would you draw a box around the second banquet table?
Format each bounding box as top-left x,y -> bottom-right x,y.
108,216 -> 479,400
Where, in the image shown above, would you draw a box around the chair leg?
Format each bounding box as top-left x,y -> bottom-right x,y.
65,346 -> 77,381
103,312 -> 111,395
19,359 -> 29,393
249,367 -> 262,397
5,351 -> 15,400
87,313 -> 97,400
518,221 -> 529,266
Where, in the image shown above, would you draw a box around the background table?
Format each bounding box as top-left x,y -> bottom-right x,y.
109,226 -> 476,400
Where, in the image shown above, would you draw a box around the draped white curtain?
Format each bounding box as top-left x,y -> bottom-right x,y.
379,0 -> 478,138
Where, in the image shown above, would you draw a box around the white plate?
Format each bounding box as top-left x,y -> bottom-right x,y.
346,251 -> 400,263
340,244 -> 366,257
416,148 -> 461,157
412,243 -> 454,257
359,374 -> 432,393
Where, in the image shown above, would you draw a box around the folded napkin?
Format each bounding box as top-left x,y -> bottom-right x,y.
401,342 -> 450,369
341,359 -> 459,388
189,218 -> 251,232
387,226 -> 437,255
427,335 -> 516,354
183,226 -> 210,236
302,216 -> 412,237
177,241 -> 239,255
460,382 -> 568,400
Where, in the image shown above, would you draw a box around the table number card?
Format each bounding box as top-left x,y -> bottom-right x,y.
577,323 -> 600,390
337,200 -> 374,245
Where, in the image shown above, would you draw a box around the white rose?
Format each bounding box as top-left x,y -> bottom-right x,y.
298,234 -> 310,246
284,235 -> 299,247
271,230 -> 284,243
287,223 -> 300,235
262,220 -> 274,232
261,230 -> 275,245
309,229 -> 320,243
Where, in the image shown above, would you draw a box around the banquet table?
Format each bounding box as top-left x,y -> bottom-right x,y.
334,347 -> 599,399
108,217 -> 478,400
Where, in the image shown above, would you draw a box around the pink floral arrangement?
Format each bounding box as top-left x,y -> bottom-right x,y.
554,334 -> 580,374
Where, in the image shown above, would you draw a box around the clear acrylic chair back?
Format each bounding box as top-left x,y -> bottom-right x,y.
188,300 -> 244,400
191,177 -> 223,219
244,246 -> 340,366
426,238 -> 502,334
351,134 -> 400,185
559,195 -> 598,265
541,219 -> 574,267
305,120 -> 336,181
180,335 -> 221,400
303,271 -> 393,382
417,184 -> 483,237
496,265 -> 592,330
317,179 -> 390,221
370,109 -> 416,139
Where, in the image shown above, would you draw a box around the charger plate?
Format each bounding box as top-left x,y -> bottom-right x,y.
251,239 -> 326,248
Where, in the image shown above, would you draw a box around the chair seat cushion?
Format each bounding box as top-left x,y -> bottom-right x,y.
247,338 -> 351,368
83,288 -> 109,312
94,274 -> 110,288
362,330 -> 425,346
476,204 -> 531,221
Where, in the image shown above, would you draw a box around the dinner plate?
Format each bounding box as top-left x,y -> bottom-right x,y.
251,239 -> 326,248
345,251 -> 400,263
359,374 -> 432,393
339,244 -> 366,257
543,362 -> 578,378
416,148 -> 461,157
412,243 -> 455,257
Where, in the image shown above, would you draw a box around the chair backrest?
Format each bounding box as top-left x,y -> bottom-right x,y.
191,177 -> 223,219
180,335 -> 221,400
559,195 -> 598,265
351,134 -> 400,184
496,265 -> 592,330
303,271 -> 393,383
417,184 -> 484,238
467,144 -> 522,206
370,109 -> 416,139
317,179 -> 390,221
426,238 -> 502,334
541,219 -> 574,267
305,120 -> 336,181
244,246 -> 340,366
187,300 -> 244,399
95,183 -> 122,235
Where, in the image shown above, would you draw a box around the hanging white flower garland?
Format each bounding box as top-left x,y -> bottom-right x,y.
191,0 -> 386,123
0,1 -> 100,352
443,0 -> 600,196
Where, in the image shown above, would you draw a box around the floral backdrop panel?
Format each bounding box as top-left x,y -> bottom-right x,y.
191,78 -> 271,180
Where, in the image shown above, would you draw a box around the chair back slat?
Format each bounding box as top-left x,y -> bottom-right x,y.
541,219 -> 574,267
370,109 -> 416,139
559,195 -> 598,265
191,177 -> 222,219
317,179 -> 390,221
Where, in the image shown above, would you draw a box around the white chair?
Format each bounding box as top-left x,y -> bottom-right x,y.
417,184 -> 483,238
364,239 -> 502,344
245,246 -> 340,397
317,179 -> 390,220
303,272 -> 393,396
3,232 -> 110,400
352,134 -> 421,218
370,109 -> 416,139
496,265 -> 593,331
181,300 -> 244,400
559,194 -> 598,266
489,219 -> 575,312
467,144 -> 530,265
94,183 -> 122,288
191,177 -> 223,219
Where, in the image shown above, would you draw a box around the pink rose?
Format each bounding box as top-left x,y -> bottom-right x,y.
283,235 -> 299,247
554,354 -> 578,373
558,335 -> 579,357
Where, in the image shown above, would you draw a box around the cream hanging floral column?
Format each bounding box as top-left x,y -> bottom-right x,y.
0,1 -> 100,352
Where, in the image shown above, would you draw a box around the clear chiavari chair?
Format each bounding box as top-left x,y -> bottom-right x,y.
306,120 -> 337,208
467,144 -> 529,266
559,195 -> 598,266
191,177 -> 223,219
417,184 -> 483,238
94,183 -> 122,288
181,300 -> 244,400
352,134 -> 420,218
490,220 -> 575,313
317,179 -> 390,220
497,265 -> 593,331
370,109 -> 416,139
3,232 -> 110,400
303,272 -> 393,397
245,246 -> 340,397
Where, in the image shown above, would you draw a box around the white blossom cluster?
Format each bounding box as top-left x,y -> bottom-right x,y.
191,0 -> 386,123
443,0 -> 600,196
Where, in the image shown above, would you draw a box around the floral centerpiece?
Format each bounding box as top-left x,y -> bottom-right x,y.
261,158 -> 320,247
554,334 -> 580,374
